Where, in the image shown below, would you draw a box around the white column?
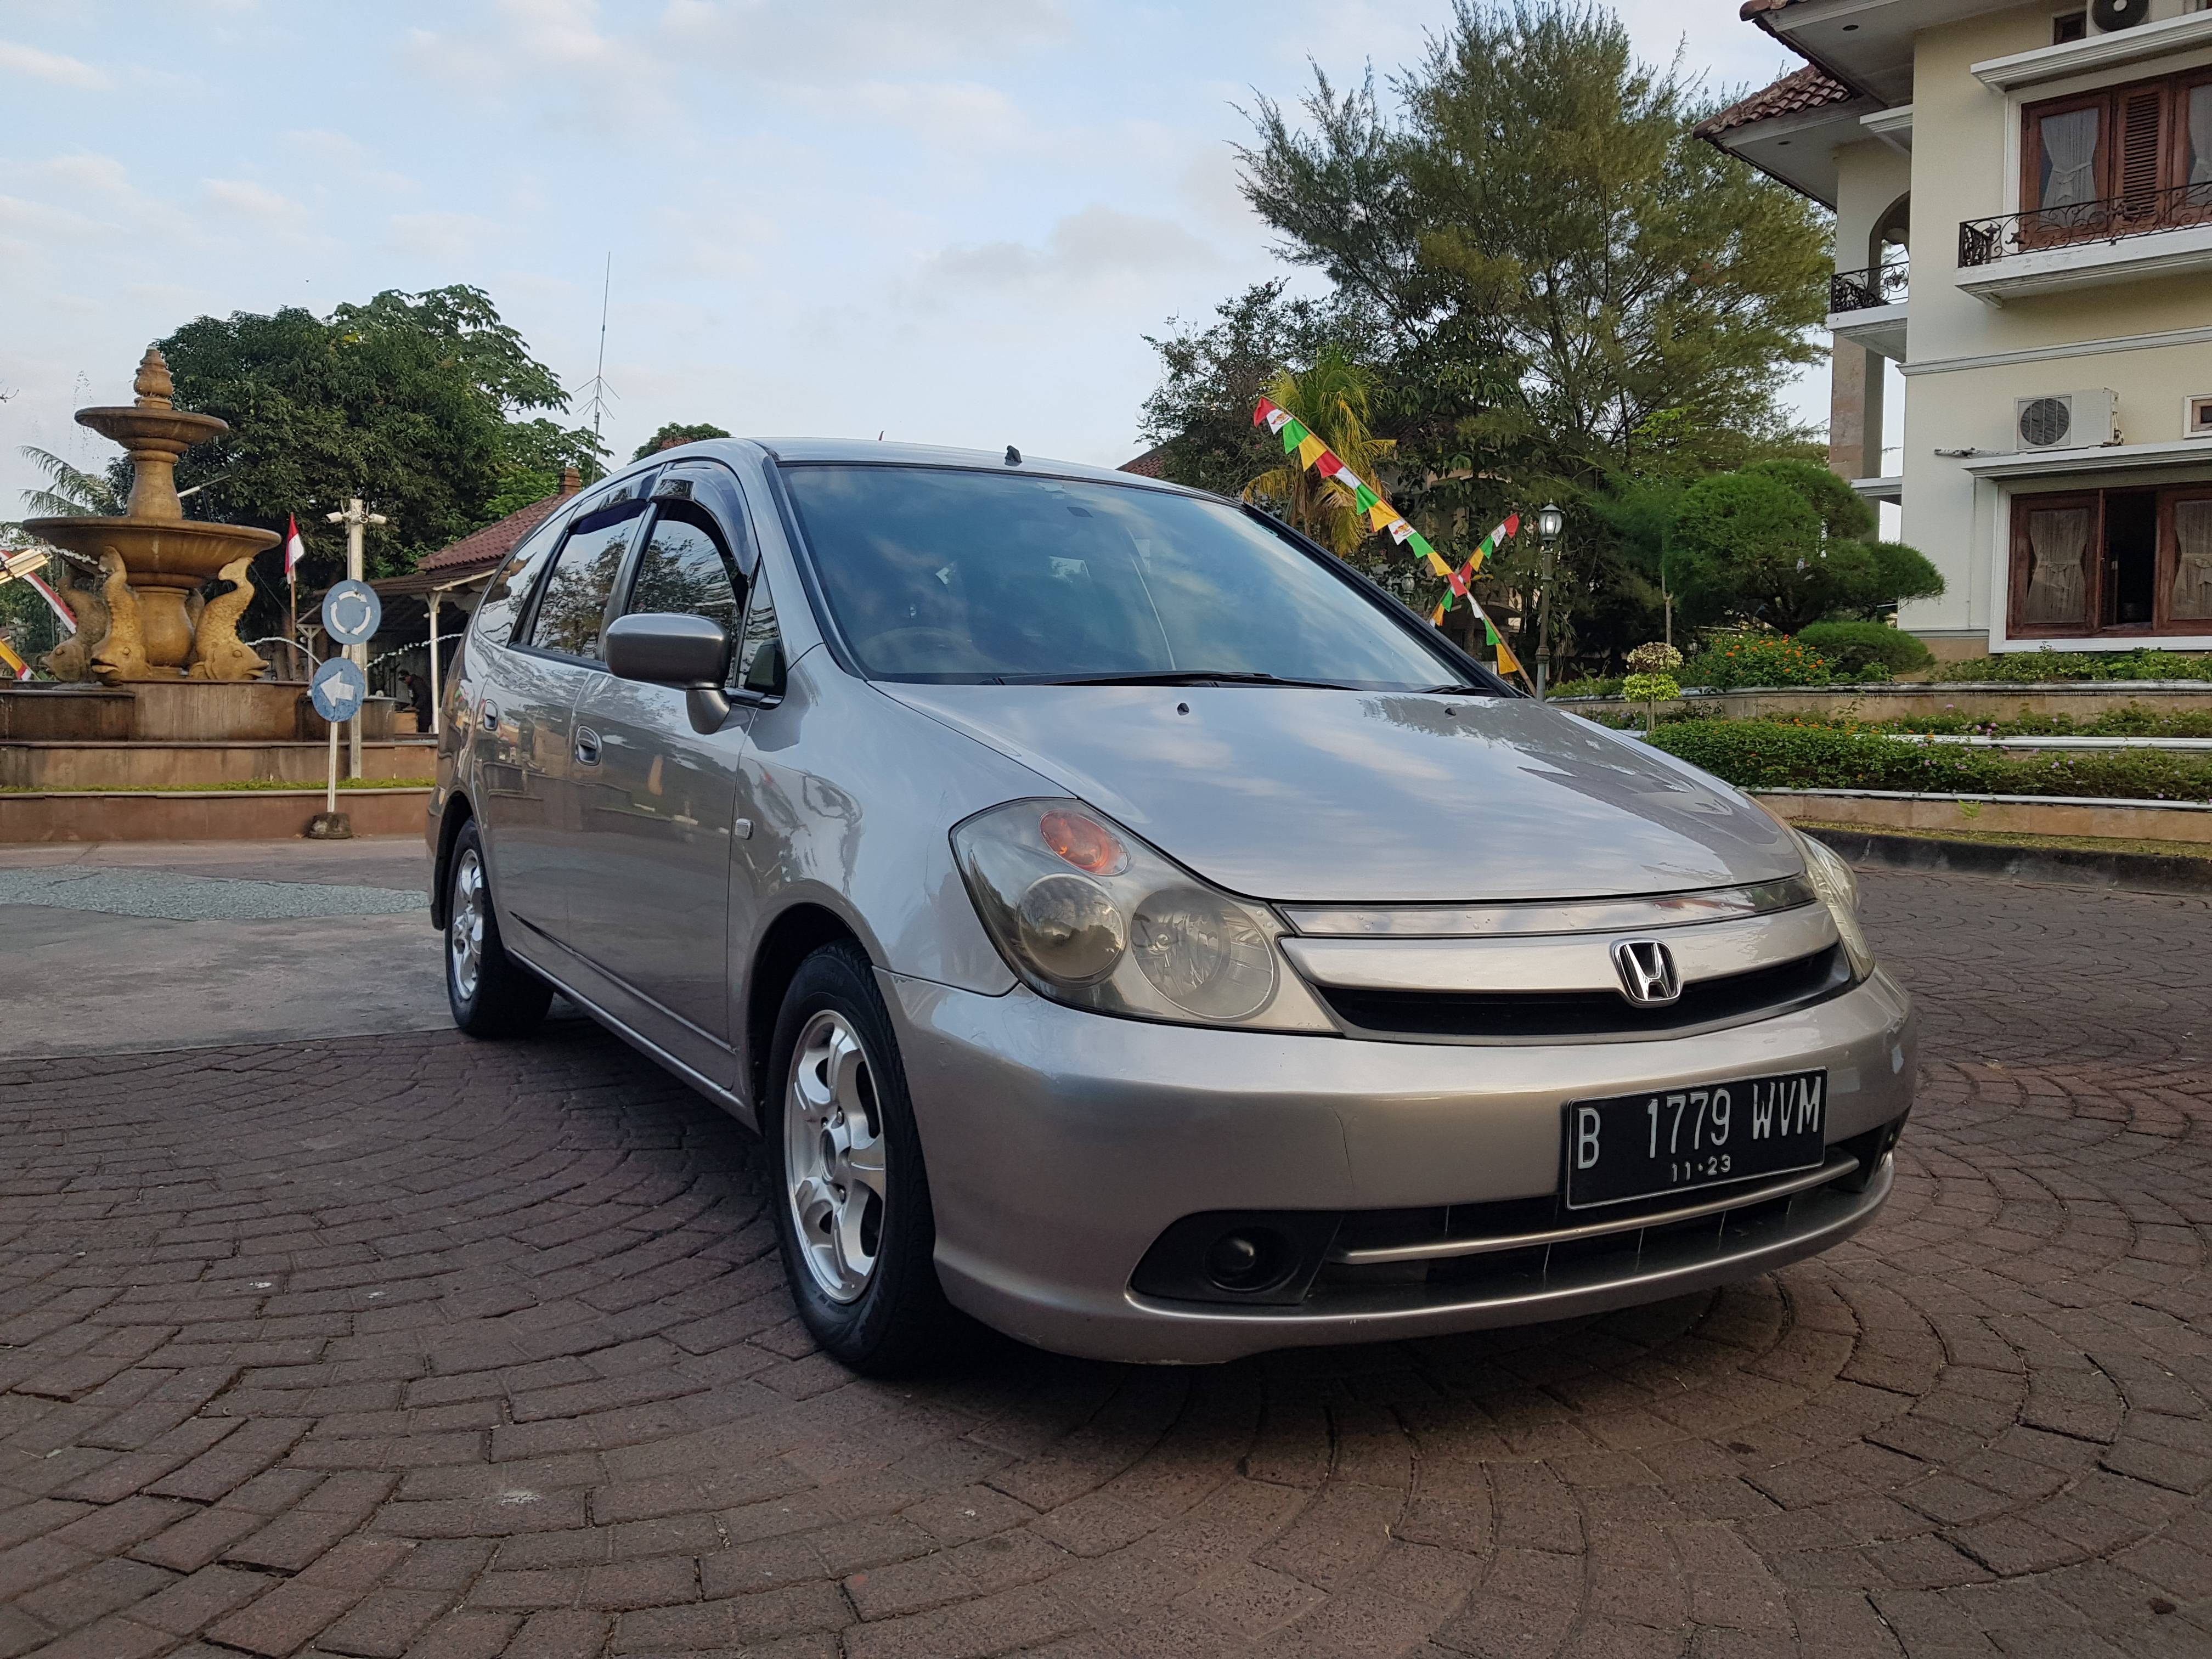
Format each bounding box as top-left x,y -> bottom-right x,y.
427,592 -> 442,739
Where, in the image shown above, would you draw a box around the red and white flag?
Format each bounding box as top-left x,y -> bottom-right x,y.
23,572 -> 76,634
284,515 -> 305,580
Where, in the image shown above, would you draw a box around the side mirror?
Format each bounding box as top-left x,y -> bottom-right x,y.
606,613 -> 733,733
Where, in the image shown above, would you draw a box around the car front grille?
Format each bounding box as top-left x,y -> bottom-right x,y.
1314,943 -> 1852,1042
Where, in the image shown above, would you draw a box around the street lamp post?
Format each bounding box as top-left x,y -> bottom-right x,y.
1534,502 -> 1564,701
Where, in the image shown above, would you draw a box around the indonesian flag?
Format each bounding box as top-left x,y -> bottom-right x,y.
284,515 -> 305,580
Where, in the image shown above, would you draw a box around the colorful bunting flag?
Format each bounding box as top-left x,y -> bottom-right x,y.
1249,397 -> 1528,682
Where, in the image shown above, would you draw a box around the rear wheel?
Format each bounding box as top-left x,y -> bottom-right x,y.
766,941 -> 950,1373
445,819 -> 552,1038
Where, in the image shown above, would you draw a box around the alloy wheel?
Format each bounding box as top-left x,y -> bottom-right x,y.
449,847 -> 486,1002
784,1010 -> 888,1303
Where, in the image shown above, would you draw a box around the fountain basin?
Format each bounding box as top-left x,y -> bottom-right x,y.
74,405 -> 229,452
22,517 -> 278,590
24,517 -> 279,671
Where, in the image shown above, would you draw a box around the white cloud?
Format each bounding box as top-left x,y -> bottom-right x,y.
658,0 -> 1071,82
929,205 -> 1221,291
23,153 -> 133,198
200,178 -> 307,221
386,210 -> 505,263
0,39 -> 109,89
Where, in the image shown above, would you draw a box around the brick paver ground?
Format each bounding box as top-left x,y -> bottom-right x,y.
2,868 -> 2208,1657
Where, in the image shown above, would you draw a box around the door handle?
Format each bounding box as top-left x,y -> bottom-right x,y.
573,726 -> 601,766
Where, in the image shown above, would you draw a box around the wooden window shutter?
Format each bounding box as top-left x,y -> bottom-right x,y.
2117,86 -> 2167,213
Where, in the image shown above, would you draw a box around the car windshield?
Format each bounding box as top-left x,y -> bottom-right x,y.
781,464 -> 1473,689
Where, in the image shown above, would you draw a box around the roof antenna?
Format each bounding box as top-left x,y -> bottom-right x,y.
575,252 -> 618,444
1005,445 -> 1022,465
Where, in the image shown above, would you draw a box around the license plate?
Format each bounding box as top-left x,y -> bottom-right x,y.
1563,1069 -> 1828,1210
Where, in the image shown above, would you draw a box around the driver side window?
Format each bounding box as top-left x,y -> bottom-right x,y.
628,503 -> 748,686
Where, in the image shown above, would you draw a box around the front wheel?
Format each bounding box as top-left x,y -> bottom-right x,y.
765,941 -> 950,1374
444,819 -> 552,1039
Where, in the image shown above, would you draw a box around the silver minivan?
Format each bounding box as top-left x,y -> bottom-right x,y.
428,439 -> 1914,1371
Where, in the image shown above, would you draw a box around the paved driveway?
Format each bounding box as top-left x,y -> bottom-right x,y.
0,859 -> 2207,1657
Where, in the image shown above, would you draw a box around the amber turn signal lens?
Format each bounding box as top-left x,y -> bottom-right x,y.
1039,808 -> 1128,876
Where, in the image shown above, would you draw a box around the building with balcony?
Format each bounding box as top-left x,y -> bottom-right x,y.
1701,0 -> 2212,657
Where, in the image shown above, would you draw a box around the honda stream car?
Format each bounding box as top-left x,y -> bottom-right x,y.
427,439 -> 1914,1372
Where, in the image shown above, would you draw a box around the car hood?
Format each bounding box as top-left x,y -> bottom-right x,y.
879,685 -> 1801,904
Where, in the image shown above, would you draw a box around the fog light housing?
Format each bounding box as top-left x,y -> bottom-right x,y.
1205,1228 -> 1289,1291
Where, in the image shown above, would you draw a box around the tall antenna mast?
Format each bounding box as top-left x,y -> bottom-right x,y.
575,251 -> 618,444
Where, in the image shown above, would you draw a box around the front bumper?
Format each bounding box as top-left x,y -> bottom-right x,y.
886,967 -> 1915,1364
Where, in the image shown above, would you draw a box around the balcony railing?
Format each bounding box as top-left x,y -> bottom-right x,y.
1960,182 -> 2212,268
1830,262 -> 1908,313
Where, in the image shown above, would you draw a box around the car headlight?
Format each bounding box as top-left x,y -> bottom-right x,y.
952,799 -> 1333,1031
1797,831 -> 1874,980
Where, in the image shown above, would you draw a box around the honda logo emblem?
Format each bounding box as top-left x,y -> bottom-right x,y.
1612,939 -> 1682,1006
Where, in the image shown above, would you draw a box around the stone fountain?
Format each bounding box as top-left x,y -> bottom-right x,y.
25,347 -> 278,683
0,347 -> 419,841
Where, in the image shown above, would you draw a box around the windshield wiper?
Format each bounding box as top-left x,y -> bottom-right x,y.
1017,669 -> 1359,690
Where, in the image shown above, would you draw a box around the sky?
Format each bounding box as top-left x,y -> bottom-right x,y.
0,0 -> 1824,523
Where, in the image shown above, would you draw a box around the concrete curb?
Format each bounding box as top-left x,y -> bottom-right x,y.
1804,826 -> 2212,897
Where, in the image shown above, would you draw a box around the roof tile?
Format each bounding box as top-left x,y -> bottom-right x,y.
416,488 -> 574,573
1694,64 -> 1853,140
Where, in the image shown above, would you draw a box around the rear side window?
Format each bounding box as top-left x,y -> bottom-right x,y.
627,504 -> 747,682
472,512 -> 567,646
526,500 -> 647,662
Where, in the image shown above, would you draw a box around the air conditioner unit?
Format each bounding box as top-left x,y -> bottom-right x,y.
2015,390 -> 2119,451
2088,0 -> 2149,33
2188,394 -> 2212,440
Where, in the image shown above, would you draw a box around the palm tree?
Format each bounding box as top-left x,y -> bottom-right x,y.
18,447 -> 120,518
1243,346 -> 1396,557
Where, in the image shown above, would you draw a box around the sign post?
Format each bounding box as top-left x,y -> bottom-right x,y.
309,580 -> 378,838
325,499 -> 386,778
306,657 -> 368,838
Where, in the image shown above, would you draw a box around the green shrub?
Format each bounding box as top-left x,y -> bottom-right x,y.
1933,647 -> 2212,683
1647,719 -> 2212,802
1550,676 -> 1624,699
1678,634 -> 1832,690
1795,620 -> 1933,679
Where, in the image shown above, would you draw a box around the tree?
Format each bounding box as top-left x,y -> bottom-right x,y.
1140,281 -> 1376,501
1666,467 -> 1944,632
1743,458 -> 1874,543
18,447 -> 121,518
144,285 -> 591,636
486,418 -> 608,522
1154,1 -> 1835,671
1238,2 -> 1831,479
1665,471 -> 1822,630
631,422 -> 731,461
1243,347 -> 1396,556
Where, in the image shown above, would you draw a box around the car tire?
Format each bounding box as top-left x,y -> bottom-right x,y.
444,818 -> 553,1039
765,940 -> 950,1375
